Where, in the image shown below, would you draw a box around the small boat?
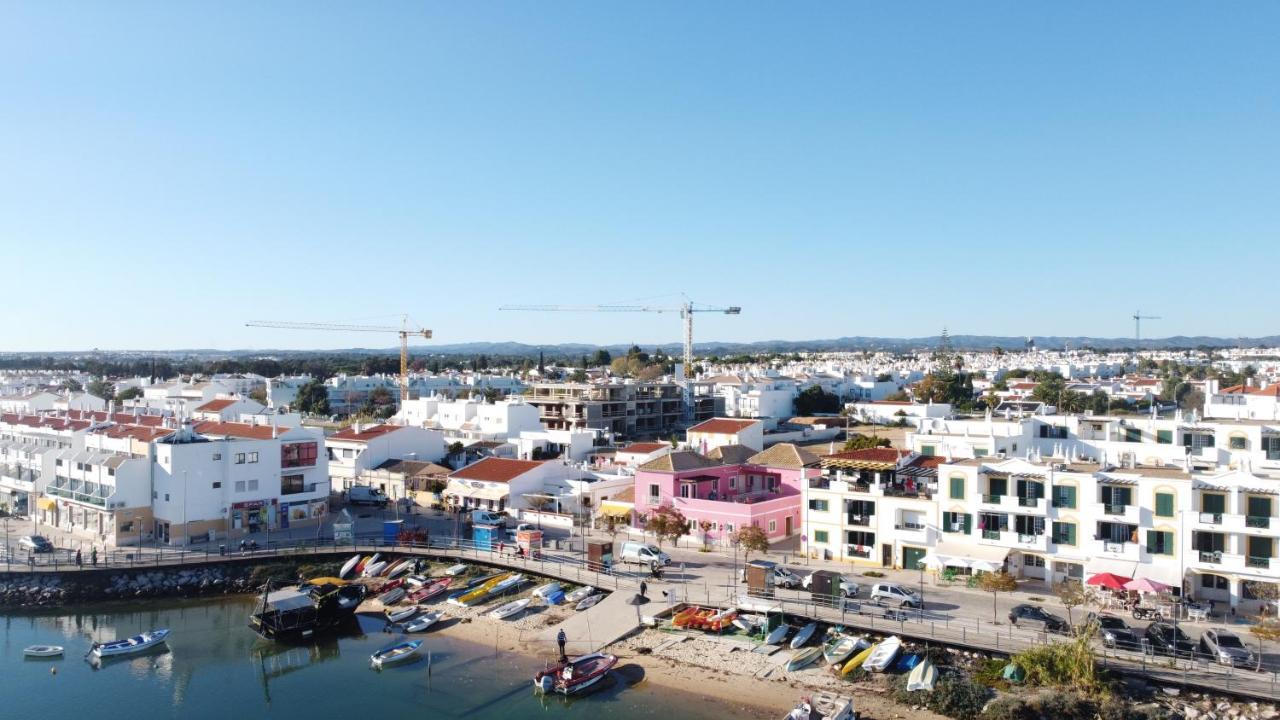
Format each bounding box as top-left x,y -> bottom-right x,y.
407,577 -> 453,603
363,561 -> 388,578
790,621 -> 818,649
339,554 -> 362,579
575,593 -> 604,612
733,614 -> 764,634
404,575 -> 428,588
306,576 -> 348,587
354,555 -> 374,574
893,653 -> 921,673
534,652 -> 618,695
906,657 -> 938,691
862,635 -> 901,673
385,605 -> 418,623
385,560 -> 414,578
361,553 -> 382,573
449,573 -> 513,606
703,608 -> 737,632
490,598 -> 532,619
841,643 -> 875,675
765,624 -> 790,645
785,693 -> 856,720
370,639 -> 422,668
532,581 -> 562,599
90,629 -> 170,658
377,587 -> 406,606
444,563 -> 468,576
822,635 -> 860,666
565,585 -> 595,604
488,573 -> 526,596
403,610 -> 441,633
23,645 -> 64,658
671,605 -> 701,628
379,578 -> 406,594
786,646 -> 823,672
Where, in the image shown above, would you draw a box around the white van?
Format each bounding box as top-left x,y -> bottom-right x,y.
619,541 -> 671,567
470,510 -> 508,527
348,486 -> 388,507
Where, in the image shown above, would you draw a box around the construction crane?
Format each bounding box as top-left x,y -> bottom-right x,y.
498,299 -> 741,376
1132,310 -> 1161,348
244,318 -> 432,402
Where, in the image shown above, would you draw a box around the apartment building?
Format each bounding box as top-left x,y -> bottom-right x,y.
686,417 -> 765,453
1205,378 -> 1280,421
395,396 -> 542,442
325,423 -> 446,494
526,381 -> 684,438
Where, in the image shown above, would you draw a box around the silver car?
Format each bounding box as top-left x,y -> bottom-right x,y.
1200,628 -> 1255,667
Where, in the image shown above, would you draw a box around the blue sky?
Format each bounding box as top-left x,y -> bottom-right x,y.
2,3 -> 1277,351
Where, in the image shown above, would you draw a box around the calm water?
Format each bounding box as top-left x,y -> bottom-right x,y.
0,597 -> 737,720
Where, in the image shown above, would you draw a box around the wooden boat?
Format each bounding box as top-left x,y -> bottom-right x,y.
407,577 -> 452,603
490,598 -> 532,619
534,652 -> 618,695
841,644 -> 875,675
861,635 -> 901,673
906,657 -> 938,691
444,563 -> 468,576
403,610 -> 441,633
23,645 -> 64,658
565,585 -> 595,603
822,635 -> 860,666
90,629 -> 169,658
385,605 -> 417,623
765,624 -> 790,645
790,621 -> 818,649
786,646 -> 823,672
533,581 -> 562,599
703,609 -> 737,632
362,561 -> 388,578
339,554 -> 362,579
370,639 -> 422,668
377,587 -> 406,606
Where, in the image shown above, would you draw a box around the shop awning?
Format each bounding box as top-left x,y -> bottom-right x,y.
926,542 -> 1010,569
444,479 -> 509,503
36,497 -> 56,511
1086,557 -> 1140,579
598,501 -> 633,518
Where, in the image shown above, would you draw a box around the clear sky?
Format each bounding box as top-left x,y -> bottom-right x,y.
2,3 -> 1277,352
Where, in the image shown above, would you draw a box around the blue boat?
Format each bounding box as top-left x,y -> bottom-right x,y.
90,629 -> 170,658
892,653 -> 921,673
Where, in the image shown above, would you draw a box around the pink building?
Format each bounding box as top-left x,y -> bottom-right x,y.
632,444 -> 820,544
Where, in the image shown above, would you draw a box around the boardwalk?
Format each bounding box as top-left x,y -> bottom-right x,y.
536,588 -> 644,656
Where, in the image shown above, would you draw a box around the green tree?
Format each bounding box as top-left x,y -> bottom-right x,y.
590,349 -> 612,367
447,441 -> 465,456
293,379 -> 330,416
1054,580 -> 1087,627
568,369 -> 588,383
59,378 -> 83,392
977,571 -> 1017,625
113,386 -> 144,403
644,505 -> 691,549
86,379 -> 115,400
732,525 -> 770,561
1089,391 -> 1110,415
795,385 -> 841,415
1030,373 -> 1067,405
249,387 -> 268,405
1249,617 -> 1280,672
844,433 -> 891,451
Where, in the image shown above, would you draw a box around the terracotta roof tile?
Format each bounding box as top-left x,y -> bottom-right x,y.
329,424 -> 402,443
747,443 -> 820,469
638,451 -> 722,473
620,442 -> 668,454
688,418 -> 761,435
821,447 -> 909,464
193,421 -> 287,440
449,457 -> 544,483
195,399 -> 237,412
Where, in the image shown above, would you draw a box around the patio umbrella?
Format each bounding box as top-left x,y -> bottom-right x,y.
1086,572 -> 1131,591
968,559 -> 1001,573
919,554 -> 951,570
1123,577 -> 1172,594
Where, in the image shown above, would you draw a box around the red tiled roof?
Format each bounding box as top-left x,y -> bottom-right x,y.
193,421 -> 288,440
329,424 -> 402,443
821,447 -> 909,464
450,457 -> 544,483
0,413 -> 91,432
688,418 -> 760,435
907,455 -> 945,469
97,425 -> 176,442
195,398 -> 237,412
621,442 -> 667,454
1248,385 -> 1280,398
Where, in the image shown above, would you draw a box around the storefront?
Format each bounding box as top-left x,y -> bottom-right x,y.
279,499 -> 327,529
231,499 -> 278,533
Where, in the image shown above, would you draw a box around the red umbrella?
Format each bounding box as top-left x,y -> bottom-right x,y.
1086,572 -> 1131,590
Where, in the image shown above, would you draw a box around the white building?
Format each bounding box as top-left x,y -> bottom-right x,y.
686,418 -> 765,453
847,400 -> 951,425
326,423 -> 446,494
395,396 -> 542,442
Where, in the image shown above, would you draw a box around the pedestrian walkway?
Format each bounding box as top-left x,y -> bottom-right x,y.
538,587 -> 643,655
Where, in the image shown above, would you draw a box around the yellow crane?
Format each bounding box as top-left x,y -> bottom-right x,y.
244,318 -> 432,402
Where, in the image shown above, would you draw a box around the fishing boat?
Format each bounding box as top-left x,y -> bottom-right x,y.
248,581 -> 367,642
564,585 -> 594,603
405,574 -> 428,588
906,657 -> 938,691
90,629 -> 170,658
892,653 -> 920,674
841,643 -> 875,675
575,593 -> 604,612
490,598 -> 532,619
339,554 -> 362,579
362,560 -> 388,578
370,639 -> 422,668
444,563 -> 468,576
449,572 -> 512,607
385,605 -> 418,623
861,635 -> 901,673
533,652 -> 618,695
377,587 -> 406,606
822,635 -> 860,666
23,645 -> 64,658
379,578 -> 406,594
733,614 -> 765,634
784,693 -> 856,720
354,555 -> 374,575
790,621 -> 818,649
702,608 -> 737,632
765,623 -> 790,645
385,560 -> 414,578
532,581 -> 562,599
403,610 -> 441,633
786,646 -> 823,672
407,577 -> 452,602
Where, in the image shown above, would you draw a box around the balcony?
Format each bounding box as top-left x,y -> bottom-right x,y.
846,514 -> 873,527
1092,539 -> 1140,560
981,529 -> 1003,541
1248,556 -> 1272,569
1104,503 -> 1129,516
980,494 -> 1006,506
1199,550 -> 1224,564
882,485 -> 931,500
1198,512 -> 1224,525
1247,516 -> 1272,529
1016,533 -> 1049,551
845,545 -> 872,559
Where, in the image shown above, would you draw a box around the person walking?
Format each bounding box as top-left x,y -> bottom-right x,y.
557,629 -> 567,662
639,580 -> 648,599
90,546 -> 98,566
75,549 -> 82,567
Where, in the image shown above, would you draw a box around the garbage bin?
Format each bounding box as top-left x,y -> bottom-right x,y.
219,544 -> 226,556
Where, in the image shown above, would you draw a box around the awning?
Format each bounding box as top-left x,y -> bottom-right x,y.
1130,563 -> 1184,589
445,480 -> 509,503
1086,557 -> 1140,579
265,588 -> 315,612
36,497 -> 56,511
598,502 -> 634,518
928,541 -> 1010,569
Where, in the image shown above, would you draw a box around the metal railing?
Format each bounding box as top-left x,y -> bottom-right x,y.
1247,516 -> 1272,529
1105,503 -> 1130,515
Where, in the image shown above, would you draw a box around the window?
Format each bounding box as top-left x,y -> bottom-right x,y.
808,499 -> 829,512
1051,521 -> 1076,545
107,467 -> 115,476
1264,437 -> 1280,461
1146,530 -> 1174,555
1156,430 -> 1173,445
247,452 -> 259,464
728,476 -> 737,489
974,448 -> 989,457
212,482 -> 221,489
1201,574 -> 1229,590
942,512 -> 972,534
648,484 -> 660,502
1024,555 -> 1045,568
1155,492 -> 1174,518
1202,493 -> 1226,514
1052,485 -> 1077,509
235,453 -> 246,464
814,530 -> 829,544
281,474 -> 305,495
282,442 -> 318,468
949,476 -> 965,499
768,520 -> 777,533
342,448 -> 355,459
248,479 -> 259,491
235,481 -> 246,493
212,453 -> 221,461
1124,428 -> 1142,443
56,459 -> 63,466
725,523 -> 735,533
164,493 -> 170,502
921,445 -> 935,457
1229,435 -> 1248,450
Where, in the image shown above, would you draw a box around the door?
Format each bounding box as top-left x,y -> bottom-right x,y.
785,516 -> 793,536
881,543 -> 893,567
902,546 -> 926,572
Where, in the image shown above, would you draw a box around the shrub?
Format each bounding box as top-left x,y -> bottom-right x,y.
971,658 -> 1011,690
1010,629 -> 1106,695
862,570 -> 886,578
979,695 -> 1036,720
980,691 -> 1099,720
926,675 -> 991,719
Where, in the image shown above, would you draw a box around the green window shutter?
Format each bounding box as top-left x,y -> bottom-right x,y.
1248,496 -> 1271,518
1203,494 -> 1226,514
1157,430 -> 1173,444
814,530 -> 828,544
1145,531 -> 1157,553
921,445 -> 935,457
1155,493 -> 1174,518
950,476 -> 965,499
963,514 -> 972,534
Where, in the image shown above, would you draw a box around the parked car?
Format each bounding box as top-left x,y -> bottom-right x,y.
1144,622 -> 1196,656
619,541 -> 671,567
1200,628 -> 1255,667
1086,612 -> 1140,649
800,572 -> 860,598
1008,604 -> 1070,633
18,535 -> 53,553
869,582 -> 922,608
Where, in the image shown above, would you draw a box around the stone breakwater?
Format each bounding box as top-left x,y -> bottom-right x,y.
0,558 -> 343,607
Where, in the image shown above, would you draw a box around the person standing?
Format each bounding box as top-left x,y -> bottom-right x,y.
90,546 -> 98,566
75,549 -> 82,567
557,629 -> 567,662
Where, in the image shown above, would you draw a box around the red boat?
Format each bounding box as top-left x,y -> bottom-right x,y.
379,578 -> 406,594
406,577 -> 453,603
534,653 -> 618,695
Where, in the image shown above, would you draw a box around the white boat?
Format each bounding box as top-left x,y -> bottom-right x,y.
23,645 -> 64,658
785,693 -> 856,720
385,605 -> 418,623
564,585 -> 594,603
532,581 -> 562,599
861,635 -> 901,672
488,573 -> 525,596
370,639 -> 422,668
785,646 -> 823,671
403,611 -> 441,633
490,598 -> 532,619
404,575 -> 429,588
822,635 -> 860,666
385,560 -> 414,578
444,564 -> 468,576
575,593 -> 603,611
377,587 -> 406,605
90,629 -> 170,658
790,621 -> 818,649
733,614 -> 765,633
906,657 -> 938,691
765,624 -> 790,645
362,561 -> 388,578
339,554 -> 362,579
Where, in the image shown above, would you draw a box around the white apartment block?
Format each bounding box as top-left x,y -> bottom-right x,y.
326,423 -> 446,495
395,396 -> 542,442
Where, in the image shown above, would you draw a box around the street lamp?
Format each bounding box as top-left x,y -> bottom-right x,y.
917,558 -> 927,620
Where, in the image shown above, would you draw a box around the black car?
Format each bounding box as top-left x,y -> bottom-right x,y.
1144,622 -> 1197,656
1086,612 -> 1140,649
1008,604 -> 1070,633
18,535 -> 54,553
